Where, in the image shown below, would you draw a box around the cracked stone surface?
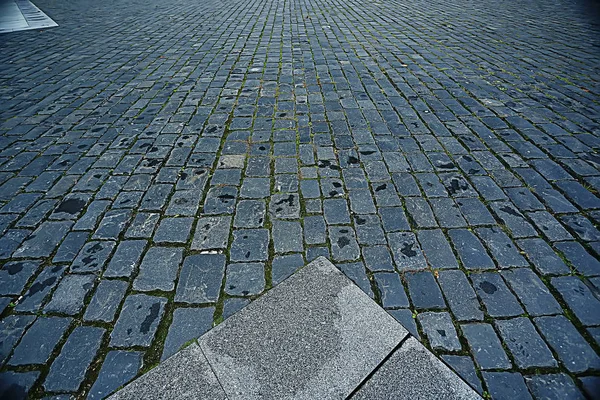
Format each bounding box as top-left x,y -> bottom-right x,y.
1,0 -> 600,397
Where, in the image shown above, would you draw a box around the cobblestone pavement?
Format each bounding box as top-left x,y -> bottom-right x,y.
0,0 -> 600,398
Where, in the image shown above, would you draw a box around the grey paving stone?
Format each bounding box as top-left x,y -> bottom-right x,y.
448,229 -> 495,270
53,231 -> 89,263
501,268 -> 562,316
230,229 -> 269,262
306,246 -> 331,263
176,254 -> 226,304
13,220 -> 72,258
84,279 -> 129,322
323,198 -> 351,225
406,271 -> 446,310
378,207 -> 411,232
329,226 -> 360,261
111,294 -> 167,348
203,186 -> 238,214
353,337 -> 478,400
165,190 -> 201,216
535,315 -> 600,373
104,240 -> 147,278
461,323 -> 511,370
125,212 -> 160,239
374,272 -> 409,308
271,253 -> 304,285
153,217 -> 193,244
0,229 -> 31,259
517,238 -> 570,275
337,261 -> 374,298
0,260 -> 39,296
93,209 -> 132,240
240,177 -> 270,199
528,211 -> 574,242
9,316 -> 72,365
441,355 -> 483,395
482,372 -> 532,400
199,257 -> 408,399
404,197 -> 438,228
110,344 -> 226,400
162,307 -> 214,361
88,351 -> 143,400
44,326 -> 105,392
470,272 -> 524,317
0,371 -> 40,400
44,273 -> 96,315
233,200 -> 266,228
551,276 -> 600,326
225,262 -> 265,296
134,247 -> 183,292
269,193 -> 301,219
476,227 -> 528,268
14,265 -> 66,312
303,215 -> 326,245
272,220 -> 303,253
348,190 -> 377,214
71,240 -> 116,273
191,216 -> 232,250
490,201 -> 537,238
418,311 -> 462,351
495,317 -> 557,368
525,374 -> 584,400
353,214 -> 387,245
387,231 -> 427,271
362,245 -> 395,272
0,315 -> 36,364
555,241 -> 600,276
417,229 -> 459,269
438,270 -> 484,321
455,198 -> 496,226
139,184 -> 173,211
579,376 -> 600,399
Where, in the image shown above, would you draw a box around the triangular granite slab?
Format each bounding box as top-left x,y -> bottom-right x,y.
110,257 -> 480,399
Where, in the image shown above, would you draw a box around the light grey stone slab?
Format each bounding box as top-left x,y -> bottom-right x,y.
352,337 -> 481,400
199,256 -> 408,399
108,343 -> 226,400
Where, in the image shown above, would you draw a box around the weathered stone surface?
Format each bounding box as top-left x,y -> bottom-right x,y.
71,241 -> 116,273
353,337 -> 479,400
13,221 -> 72,258
15,265 -> 66,312
89,351 -> 143,400
495,317 -> 557,368
199,257 -> 408,399
9,317 -> 72,365
44,273 -> 96,315
191,216 -> 231,250
84,279 -> 129,322
110,294 -> 167,348
44,326 -> 105,392
133,247 -> 183,292
0,261 -> 40,296
176,254 -> 226,304
225,263 -> 265,296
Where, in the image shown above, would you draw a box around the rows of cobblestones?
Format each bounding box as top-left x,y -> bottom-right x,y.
1,0 -> 600,398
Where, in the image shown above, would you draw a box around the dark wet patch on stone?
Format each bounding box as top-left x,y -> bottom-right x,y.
56,198 -> 86,215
